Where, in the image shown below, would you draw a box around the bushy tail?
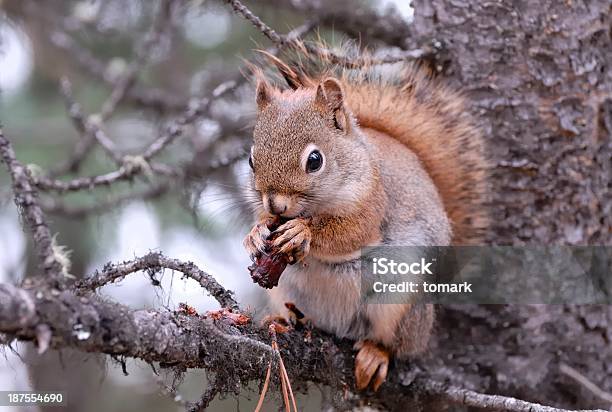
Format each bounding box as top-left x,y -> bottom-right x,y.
257,43 -> 489,244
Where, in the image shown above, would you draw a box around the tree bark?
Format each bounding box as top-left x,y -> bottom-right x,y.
409,0 -> 611,245
406,1 -> 612,409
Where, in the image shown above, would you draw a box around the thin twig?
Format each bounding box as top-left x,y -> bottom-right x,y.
187,376 -> 222,412
58,78 -> 183,180
418,378 -> 607,412
33,91 -> 228,193
75,252 -> 239,310
153,372 -> 190,409
41,183 -> 170,219
560,363 -> 612,406
28,101 -> 197,195
254,363 -> 272,412
269,324 -> 297,412
99,0 -> 176,121
222,0 -> 430,66
142,98 -> 211,161
0,130 -> 65,285
256,0 -> 414,49
279,354 -> 297,412
34,167 -> 142,192
49,130 -> 97,176
50,1 -> 177,176
223,0 -> 283,44
142,79 -> 238,162
59,78 -> 123,164
47,8 -> 186,113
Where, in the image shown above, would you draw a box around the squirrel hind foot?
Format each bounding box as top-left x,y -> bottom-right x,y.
260,314 -> 291,333
261,302 -> 311,332
354,340 -> 390,392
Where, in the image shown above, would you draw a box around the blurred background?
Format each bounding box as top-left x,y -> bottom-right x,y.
0,0 -> 412,410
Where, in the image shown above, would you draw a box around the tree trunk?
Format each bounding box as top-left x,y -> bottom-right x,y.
409,0 -> 611,245
407,1 -> 612,409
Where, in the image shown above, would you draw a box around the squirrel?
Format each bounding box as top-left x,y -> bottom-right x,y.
243,44 -> 488,391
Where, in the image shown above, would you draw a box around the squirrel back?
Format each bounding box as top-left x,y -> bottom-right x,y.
256,44 -> 489,245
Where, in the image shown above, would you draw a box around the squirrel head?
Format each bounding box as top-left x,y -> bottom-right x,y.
249,76 -> 376,218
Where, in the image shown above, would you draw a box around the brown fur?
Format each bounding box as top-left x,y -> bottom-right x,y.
245,43 -> 489,390
255,45 -> 489,245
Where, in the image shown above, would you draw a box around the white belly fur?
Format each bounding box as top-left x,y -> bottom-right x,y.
267,256 -> 361,338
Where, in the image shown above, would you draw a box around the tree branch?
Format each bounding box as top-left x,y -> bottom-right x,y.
255,0 -> 414,49
75,252 -> 239,311
0,283 -> 270,368
98,0 -> 176,121
40,183 -> 170,219
0,280 -> 604,412
31,97 -> 216,192
0,129 -> 66,286
222,0 -> 432,66
59,77 -> 123,164
44,10 -> 186,113
417,379 -> 606,412
187,375 -> 223,412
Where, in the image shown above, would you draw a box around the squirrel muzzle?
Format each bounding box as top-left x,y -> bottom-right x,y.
263,192 -> 302,218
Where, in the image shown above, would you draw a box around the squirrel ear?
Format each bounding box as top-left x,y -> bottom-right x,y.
315,77 -> 351,133
315,77 -> 344,111
256,79 -> 274,111
256,49 -> 306,90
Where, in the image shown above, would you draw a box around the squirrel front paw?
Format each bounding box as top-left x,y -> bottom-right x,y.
354,340 -> 389,392
271,218 -> 311,263
243,216 -> 275,261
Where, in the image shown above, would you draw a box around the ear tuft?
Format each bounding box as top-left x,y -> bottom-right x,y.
315,77 -> 344,111
256,79 -> 273,110
315,77 -> 351,133
256,49 -> 306,90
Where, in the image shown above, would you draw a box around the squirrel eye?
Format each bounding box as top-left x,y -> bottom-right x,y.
248,155 -> 254,171
305,150 -> 323,173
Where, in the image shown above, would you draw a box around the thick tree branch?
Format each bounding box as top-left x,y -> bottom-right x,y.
0,280 -> 604,412
0,283 -> 270,369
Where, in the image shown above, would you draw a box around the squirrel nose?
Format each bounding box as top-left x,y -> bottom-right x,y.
266,194 -> 289,216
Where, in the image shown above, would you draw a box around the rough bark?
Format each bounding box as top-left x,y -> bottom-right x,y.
408,0 -> 611,245
2,282 -> 608,412
405,1 -> 612,409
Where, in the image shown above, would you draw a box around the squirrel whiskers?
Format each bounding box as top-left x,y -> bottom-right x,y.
243,41 -> 489,391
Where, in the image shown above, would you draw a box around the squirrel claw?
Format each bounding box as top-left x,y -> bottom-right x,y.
354,340 -> 389,392
284,302 -> 311,331
261,315 -> 291,334
272,219 -> 311,263
243,218 -> 273,260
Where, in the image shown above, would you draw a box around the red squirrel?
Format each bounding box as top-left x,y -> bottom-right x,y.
243,45 -> 488,390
